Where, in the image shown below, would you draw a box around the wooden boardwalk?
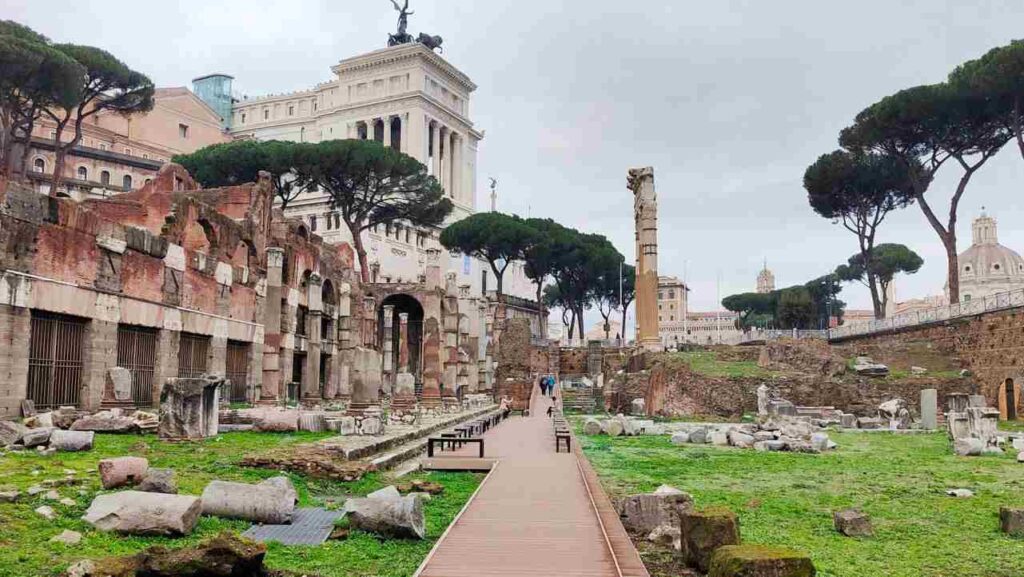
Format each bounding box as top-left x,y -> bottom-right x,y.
415,387 -> 649,577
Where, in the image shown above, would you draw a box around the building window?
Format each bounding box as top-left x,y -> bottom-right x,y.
27,311 -> 87,409
178,123 -> 189,138
310,215 -> 317,232
669,290 -> 675,299
178,333 -> 211,378
142,153 -> 149,159
123,174 -> 132,190
964,294 -> 972,302
33,158 -> 45,173
125,148 -> 132,156
241,112 -> 246,124
77,166 -> 88,181
263,109 -> 269,120
100,170 -> 110,185
116,324 -> 158,406
288,106 -> 294,116
994,263 -> 1001,271
313,100 -> 318,111
99,143 -> 108,151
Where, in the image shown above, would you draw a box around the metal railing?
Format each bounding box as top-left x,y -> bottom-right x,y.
733,329 -> 829,345
828,287 -> 1024,340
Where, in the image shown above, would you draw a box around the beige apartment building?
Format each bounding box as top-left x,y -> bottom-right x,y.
25,87 -> 230,200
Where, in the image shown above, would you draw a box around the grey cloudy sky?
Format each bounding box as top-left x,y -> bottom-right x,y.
10,1 -> 1024,314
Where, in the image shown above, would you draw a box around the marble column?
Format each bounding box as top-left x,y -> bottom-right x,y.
382,304 -> 395,393
446,130 -> 456,198
450,132 -> 461,201
430,122 -> 441,179
400,113 -> 410,154
382,116 -> 392,149
303,273 -> 323,400
398,312 -> 410,373
336,282 -> 353,400
261,247 -> 285,402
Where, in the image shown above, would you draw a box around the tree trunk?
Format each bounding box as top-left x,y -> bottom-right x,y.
566,309 -> 575,340
576,305 -> 585,341
49,124 -> 68,197
943,232 -> 959,304
866,270 -> 883,319
535,281 -> 546,341
1015,97 -> 1024,161
349,221 -> 370,284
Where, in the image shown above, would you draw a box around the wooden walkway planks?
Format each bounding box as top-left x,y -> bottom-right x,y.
415,386 -> 649,577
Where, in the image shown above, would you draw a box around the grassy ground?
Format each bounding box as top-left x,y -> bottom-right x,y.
667,351 -> 775,379
0,432 -> 481,577
580,427 -> 1024,577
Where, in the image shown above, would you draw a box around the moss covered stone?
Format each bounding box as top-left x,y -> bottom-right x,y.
680,506 -> 741,572
708,544 -> 816,577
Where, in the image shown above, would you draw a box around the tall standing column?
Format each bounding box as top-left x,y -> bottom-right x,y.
382,116 -> 392,149
400,113 -> 410,155
381,304 -> 395,393
398,312 -> 410,373
431,122 -> 441,180
336,282 -> 353,400
261,247 -> 285,402
303,273 -> 323,400
451,133 -> 462,203
446,131 -> 456,199
628,167 -> 661,352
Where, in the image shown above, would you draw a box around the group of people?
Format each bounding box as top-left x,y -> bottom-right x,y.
539,374 -> 556,396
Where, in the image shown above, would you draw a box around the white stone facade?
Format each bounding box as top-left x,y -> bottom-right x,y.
224,42 -> 537,310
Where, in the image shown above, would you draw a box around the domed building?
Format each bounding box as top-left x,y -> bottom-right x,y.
952,212 -> 1024,303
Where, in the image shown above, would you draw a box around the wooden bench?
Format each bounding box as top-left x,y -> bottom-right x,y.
439,432 -> 461,450
555,431 -> 571,453
427,436 -> 485,458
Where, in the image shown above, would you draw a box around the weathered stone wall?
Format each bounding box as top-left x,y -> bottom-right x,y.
619,352 -> 970,419
833,308 -> 1024,418
558,347 -> 631,376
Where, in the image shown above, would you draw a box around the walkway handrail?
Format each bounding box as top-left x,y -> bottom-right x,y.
828,287 -> 1024,340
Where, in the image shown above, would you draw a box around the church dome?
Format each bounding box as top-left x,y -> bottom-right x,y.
957,212 -> 1024,302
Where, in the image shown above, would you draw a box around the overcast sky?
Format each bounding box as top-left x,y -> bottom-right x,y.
10,1 -> 1024,314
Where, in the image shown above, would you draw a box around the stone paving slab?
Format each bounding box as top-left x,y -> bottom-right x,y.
241,507 -> 344,545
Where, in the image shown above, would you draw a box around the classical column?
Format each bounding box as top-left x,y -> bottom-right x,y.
398,312 -> 410,373
261,247 -> 285,402
382,116 -> 392,149
628,167 -> 661,352
450,132 -> 461,202
446,130 -> 456,198
400,113 -> 410,154
382,304 -> 395,393
336,282 -> 353,400
430,121 -> 441,179
303,273 -> 323,400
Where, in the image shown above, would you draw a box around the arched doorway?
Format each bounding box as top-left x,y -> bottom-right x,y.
1005,378 -> 1018,421
378,294 -> 425,390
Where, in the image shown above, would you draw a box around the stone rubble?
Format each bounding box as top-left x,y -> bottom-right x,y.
200,476 -> 297,524
833,508 -> 873,537
345,484 -> 426,540
83,491 -> 201,535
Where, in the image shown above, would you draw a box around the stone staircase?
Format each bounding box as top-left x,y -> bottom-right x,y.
561,386 -> 599,414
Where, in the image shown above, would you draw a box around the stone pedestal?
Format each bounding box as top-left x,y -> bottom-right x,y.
921,389 -> 938,430
158,376 -> 223,440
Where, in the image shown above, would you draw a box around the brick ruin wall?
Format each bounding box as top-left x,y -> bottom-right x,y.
832,307 -> 1024,418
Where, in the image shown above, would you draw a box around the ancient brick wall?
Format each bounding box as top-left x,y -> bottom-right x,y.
833,308 -> 1024,416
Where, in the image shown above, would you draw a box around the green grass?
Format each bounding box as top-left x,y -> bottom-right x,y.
580,429 -> 1024,577
0,432 -> 482,577
668,351 -> 775,379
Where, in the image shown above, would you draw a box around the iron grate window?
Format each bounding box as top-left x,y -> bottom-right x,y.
28,311 -> 87,409
117,324 -> 158,406
177,333 -> 210,379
